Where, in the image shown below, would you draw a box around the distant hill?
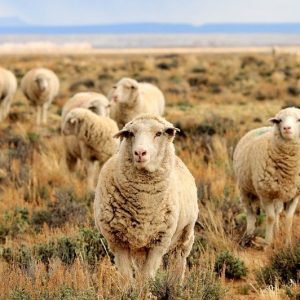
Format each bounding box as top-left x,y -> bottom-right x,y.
1,20 -> 300,34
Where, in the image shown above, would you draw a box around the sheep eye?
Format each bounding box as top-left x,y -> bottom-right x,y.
131,85 -> 136,89
124,131 -> 134,138
113,86 -> 117,89
155,131 -> 162,137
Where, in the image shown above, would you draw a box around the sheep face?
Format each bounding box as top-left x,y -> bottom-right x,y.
115,117 -> 179,172
269,107 -> 300,141
110,78 -> 139,105
34,75 -> 49,92
62,111 -> 83,136
88,100 -> 110,117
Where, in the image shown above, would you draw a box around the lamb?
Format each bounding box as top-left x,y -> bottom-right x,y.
62,108 -> 119,190
21,68 -> 59,125
233,107 -> 300,246
94,114 -> 198,284
0,67 -> 17,121
109,77 -> 165,128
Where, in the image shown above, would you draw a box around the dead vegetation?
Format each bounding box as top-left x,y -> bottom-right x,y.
0,52 -> 299,299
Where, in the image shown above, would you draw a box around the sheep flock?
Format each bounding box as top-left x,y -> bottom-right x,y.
1,58 -> 300,294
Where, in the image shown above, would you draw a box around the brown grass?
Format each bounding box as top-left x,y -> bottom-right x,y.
0,51 -> 299,299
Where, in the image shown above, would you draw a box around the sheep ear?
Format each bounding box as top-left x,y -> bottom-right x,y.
69,117 -> 81,134
268,117 -> 281,124
165,127 -> 180,136
113,130 -> 133,139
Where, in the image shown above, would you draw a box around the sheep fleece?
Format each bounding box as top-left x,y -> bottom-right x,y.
94,153 -> 198,253
233,127 -> 300,203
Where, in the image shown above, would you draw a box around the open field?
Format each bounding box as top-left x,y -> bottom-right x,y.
0,51 -> 300,299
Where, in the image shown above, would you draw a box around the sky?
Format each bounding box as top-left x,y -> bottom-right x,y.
0,0 -> 299,26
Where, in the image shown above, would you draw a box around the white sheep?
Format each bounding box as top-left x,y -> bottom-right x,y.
61,92 -> 110,120
94,114 -> 198,284
0,67 -> 17,121
109,77 -> 165,128
21,68 -> 59,125
62,107 -> 119,190
233,107 -> 300,246
62,92 -> 112,188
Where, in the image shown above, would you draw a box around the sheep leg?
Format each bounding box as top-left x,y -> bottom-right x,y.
241,192 -> 256,235
0,103 -> 3,122
274,200 -> 283,235
112,246 -> 134,281
140,246 -> 167,279
86,161 -> 98,191
263,201 -> 275,245
42,103 -> 48,124
36,106 -> 42,125
1,96 -> 10,121
167,224 -> 194,285
285,196 -> 299,245
65,151 -> 77,172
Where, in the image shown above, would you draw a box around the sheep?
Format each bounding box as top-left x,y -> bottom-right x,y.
0,67 -> 17,121
233,107 -> 300,246
62,108 -> 119,190
62,92 -> 112,180
109,77 -> 165,128
21,68 -> 59,125
61,92 -> 110,120
94,114 -> 198,284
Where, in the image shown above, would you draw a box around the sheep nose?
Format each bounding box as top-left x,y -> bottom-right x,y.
134,149 -> 147,157
284,126 -> 291,131
113,95 -> 118,102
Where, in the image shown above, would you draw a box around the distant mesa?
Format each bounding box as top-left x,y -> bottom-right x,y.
1,19 -> 300,34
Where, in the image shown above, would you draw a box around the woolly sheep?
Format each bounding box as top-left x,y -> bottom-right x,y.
94,114 -> 198,283
233,107 -> 300,246
62,92 -> 112,180
21,68 -> 59,125
0,67 -> 17,121
61,92 -> 110,120
109,77 -> 165,128
62,108 -> 118,190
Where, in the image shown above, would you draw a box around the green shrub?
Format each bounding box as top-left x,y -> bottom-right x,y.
15,245 -> 32,270
0,224 -> 9,243
31,189 -> 88,232
10,287 -> 31,300
214,251 -> 247,279
56,237 -> 77,265
257,242 -> 300,286
34,242 -> 56,267
78,228 -> 111,266
185,266 -> 224,300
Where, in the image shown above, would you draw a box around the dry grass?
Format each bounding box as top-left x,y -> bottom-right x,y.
0,52 -> 300,299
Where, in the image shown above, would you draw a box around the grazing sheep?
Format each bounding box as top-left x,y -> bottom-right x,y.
62,108 -> 119,190
94,114 -> 198,283
21,68 -> 59,125
109,77 -> 165,128
233,107 -> 300,246
0,67 -> 17,121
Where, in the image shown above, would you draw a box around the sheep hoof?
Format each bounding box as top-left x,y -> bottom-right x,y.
240,233 -> 256,247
